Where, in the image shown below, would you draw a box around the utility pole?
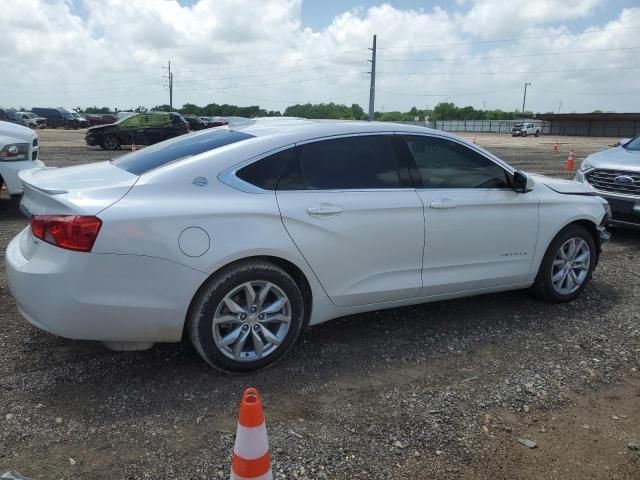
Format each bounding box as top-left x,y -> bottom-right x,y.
162,60 -> 174,111
368,34 -> 377,121
522,82 -> 531,117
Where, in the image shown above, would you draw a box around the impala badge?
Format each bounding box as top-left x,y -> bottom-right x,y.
192,176 -> 208,187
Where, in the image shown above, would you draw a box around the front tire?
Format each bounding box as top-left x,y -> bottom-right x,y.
101,134 -> 121,151
530,224 -> 596,302
188,260 -> 305,372
535,130 -> 540,137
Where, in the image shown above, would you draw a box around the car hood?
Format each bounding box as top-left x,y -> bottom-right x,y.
530,174 -> 594,195
87,124 -> 113,133
583,146 -> 640,172
0,120 -> 37,143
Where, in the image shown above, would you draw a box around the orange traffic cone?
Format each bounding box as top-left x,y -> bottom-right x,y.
231,388 -> 272,480
552,141 -> 559,153
565,148 -> 575,171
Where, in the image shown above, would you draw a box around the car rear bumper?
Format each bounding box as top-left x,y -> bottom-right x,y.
5,228 -> 207,343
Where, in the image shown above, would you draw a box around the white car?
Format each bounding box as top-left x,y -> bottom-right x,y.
0,121 -> 45,196
6,119 -> 610,371
511,123 -> 541,137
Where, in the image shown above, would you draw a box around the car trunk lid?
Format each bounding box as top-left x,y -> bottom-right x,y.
19,161 -> 139,216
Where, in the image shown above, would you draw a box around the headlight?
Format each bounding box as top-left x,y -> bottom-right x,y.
580,160 -> 593,172
0,143 -> 29,161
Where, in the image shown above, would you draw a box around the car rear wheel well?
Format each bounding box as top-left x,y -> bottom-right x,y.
183,255 -> 313,340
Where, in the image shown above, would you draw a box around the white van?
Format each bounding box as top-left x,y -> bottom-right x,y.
0,121 -> 45,196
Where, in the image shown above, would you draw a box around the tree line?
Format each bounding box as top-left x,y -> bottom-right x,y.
79,101 -> 529,121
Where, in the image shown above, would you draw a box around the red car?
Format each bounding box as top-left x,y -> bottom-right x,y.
86,114 -> 117,127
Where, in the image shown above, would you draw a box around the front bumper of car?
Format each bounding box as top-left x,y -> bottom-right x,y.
576,169 -> 640,228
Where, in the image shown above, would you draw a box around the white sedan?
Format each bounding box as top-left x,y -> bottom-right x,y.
6,119 -> 610,371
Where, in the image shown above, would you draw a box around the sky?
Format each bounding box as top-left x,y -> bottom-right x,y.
1,0 -> 639,114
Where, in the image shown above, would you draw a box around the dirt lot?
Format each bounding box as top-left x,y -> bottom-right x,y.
1,130 -> 639,479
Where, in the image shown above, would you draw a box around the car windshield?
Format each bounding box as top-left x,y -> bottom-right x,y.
62,112 -> 75,119
623,136 -> 640,151
111,129 -> 254,175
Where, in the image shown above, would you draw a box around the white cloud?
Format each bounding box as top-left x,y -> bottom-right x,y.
0,0 -> 638,114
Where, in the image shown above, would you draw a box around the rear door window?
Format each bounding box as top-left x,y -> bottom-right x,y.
278,135 -> 405,190
112,130 -> 254,175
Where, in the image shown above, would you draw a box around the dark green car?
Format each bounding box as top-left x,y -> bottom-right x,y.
85,112 -> 190,150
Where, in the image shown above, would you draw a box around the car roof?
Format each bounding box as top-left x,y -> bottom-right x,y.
230,117 -> 455,143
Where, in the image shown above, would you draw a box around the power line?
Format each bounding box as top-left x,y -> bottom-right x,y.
376,65 -> 640,76
378,46 -> 640,63
377,25 -> 640,50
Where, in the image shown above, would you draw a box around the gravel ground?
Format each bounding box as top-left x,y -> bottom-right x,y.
0,131 -> 639,479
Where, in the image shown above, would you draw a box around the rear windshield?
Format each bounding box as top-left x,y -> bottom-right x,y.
112,129 -> 254,175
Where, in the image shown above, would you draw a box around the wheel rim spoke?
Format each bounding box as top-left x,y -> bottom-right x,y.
224,297 -> 246,315
262,314 -> 291,324
261,297 -> 287,314
259,324 -> 282,345
251,329 -> 264,359
214,315 -> 242,326
256,283 -> 272,311
233,329 -> 251,360
243,283 -> 256,309
220,326 -> 242,347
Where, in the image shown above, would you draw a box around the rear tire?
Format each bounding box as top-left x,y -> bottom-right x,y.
530,224 -> 596,302
188,260 -> 305,372
535,130 -> 540,137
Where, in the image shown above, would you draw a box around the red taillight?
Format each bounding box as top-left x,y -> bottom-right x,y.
180,122 -> 190,131
31,215 -> 102,252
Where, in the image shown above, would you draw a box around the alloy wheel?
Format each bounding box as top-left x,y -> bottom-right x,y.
551,237 -> 591,295
212,281 -> 291,362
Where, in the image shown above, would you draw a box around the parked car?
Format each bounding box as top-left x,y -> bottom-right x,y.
184,115 -> 208,131
85,114 -> 117,127
575,134 -> 640,227
0,108 -> 27,127
0,121 -> 45,197
31,107 -> 89,129
85,112 -> 190,150
511,123 -> 540,137
17,112 -> 47,129
6,119 -> 610,371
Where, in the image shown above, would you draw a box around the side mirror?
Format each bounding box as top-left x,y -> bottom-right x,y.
513,170 -> 535,193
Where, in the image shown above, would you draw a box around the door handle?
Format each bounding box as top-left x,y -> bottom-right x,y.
429,199 -> 458,209
307,206 -> 343,217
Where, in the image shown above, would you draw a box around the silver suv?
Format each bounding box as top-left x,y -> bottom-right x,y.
576,135 -> 640,227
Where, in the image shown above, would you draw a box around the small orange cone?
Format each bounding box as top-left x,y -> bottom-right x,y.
552,141 -> 559,153
131,142 -> 137,151
231,388 -> 272,480
565,148 -> 575,171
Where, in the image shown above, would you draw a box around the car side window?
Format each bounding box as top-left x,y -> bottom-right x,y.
236,148 -> 294,190
402,135 -> 510,189
278,135 -> 404,190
